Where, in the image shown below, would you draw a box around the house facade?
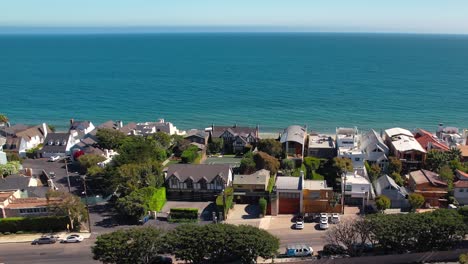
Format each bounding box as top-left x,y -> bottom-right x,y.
1,123 -> 50,157
273,176 -> 302,215
232,169 -> 270,203
384,128 -> 426,172
336,127 -> 365,170
454,170 -> 468,205
307,133 -> 336,159
302,180 -> 340,214
185,129 -> 208,145
342,171 -> 372,208
165,164 -> 233,201
374,175 -> 410,210
361,130 -> 389,170
133,119 -> 186,136
209,124 -> 259,154
280,125 -> 306,159
69,119 -> 95,140
408,169 -> 448,207
40,132 -> 76,158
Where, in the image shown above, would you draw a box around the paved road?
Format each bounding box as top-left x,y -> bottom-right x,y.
0,239 -> 98,264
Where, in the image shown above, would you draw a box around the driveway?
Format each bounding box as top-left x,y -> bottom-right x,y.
161,201 -> 216,221
225,204 -> 261,227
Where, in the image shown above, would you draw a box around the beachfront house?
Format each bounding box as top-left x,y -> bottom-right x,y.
384,128 -> 426,172
69,119 -> 95,140
435,123 -> 465,147
164,164 -> 233,201
336,127 -> 365,170
133,118 -> 186,136
185,129 -> 208,145
307,133 -> 336,159
414,128 -> 450,152
342,171 -> 371,208
454,170 -> 468,206
40,132 -> 76,158
280,125 -> 306,160
361,129 -> 389,170
0,123 -> 50,157
208,124 -> 259,154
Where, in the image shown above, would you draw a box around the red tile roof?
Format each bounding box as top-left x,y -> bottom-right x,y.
415,130 -> 449,151
454,180 -> 468,188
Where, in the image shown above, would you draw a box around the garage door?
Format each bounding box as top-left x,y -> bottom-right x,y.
279,197 -> 300,214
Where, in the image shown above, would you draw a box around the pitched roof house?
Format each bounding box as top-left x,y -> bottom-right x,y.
408,169 -> 448,207
454,170 -> 468,205
374,175 -> 410,209
209,124 -> 259,154
1,123 -> 50,157
361,130 -> 389,169
384,128 -> 426,172
165,164 -> 233,201
414,129 -> 450,152
40,132 -> 76,158
69,119 -> 95,140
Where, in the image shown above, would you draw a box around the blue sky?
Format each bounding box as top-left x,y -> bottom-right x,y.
1,0 -> 468,33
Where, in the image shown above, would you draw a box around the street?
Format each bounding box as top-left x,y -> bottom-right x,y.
0,239 -> 98,264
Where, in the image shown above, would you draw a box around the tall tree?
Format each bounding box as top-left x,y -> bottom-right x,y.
332,157 -> 353,177
0,161 -> 21,177
114,160 -> 163,195
303,157 -> 321,179
387,156 -> 402,174
149,132 -> 172,149
408,193 -> 425,212
240,152 -> 256,174
254,151 -> 280,175
208,138 -> 223,154
439,164 -> 454,190
78,154 -> 106,174
115,136 -> 166,165
96,128 -> 126,150
257,139 -> 283,158
46,190 -> 88,231
92,227 -> 166,264
425,150 -> 449,172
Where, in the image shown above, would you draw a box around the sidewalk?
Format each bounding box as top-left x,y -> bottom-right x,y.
0,232 -> 92,244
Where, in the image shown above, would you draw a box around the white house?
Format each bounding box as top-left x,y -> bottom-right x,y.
336,127 -> 365,170
69,120 -> 95,140
361,130 -> 389,170
40,133 -> 76,158
2,123 -> 50,157
342,171 -> 371,208
384,127 -> 426,171
133,119 -> 186,136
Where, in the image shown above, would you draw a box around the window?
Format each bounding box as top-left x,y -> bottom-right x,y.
193,183 -> 200,190
170,178 -> 179,189
460,189 -> 465,192
186,179 -> 193,189
345,185 -> 352,191
200,180 -> 207,190
355,158 -> 360,161
361,187 -> 366,191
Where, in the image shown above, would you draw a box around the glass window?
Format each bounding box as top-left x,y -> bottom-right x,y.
461,189 -> 465,192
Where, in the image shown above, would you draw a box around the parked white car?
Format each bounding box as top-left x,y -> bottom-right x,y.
331,213 -> 340,224
320,213 -> 328,219
320,218 -> 329,230
48,155 -> 60,162
61,234 -> 84,243
295,220 -> 304,229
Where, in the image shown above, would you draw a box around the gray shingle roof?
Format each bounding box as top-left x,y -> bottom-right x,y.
374,175 -> 408,200
41,133 -> 71,153
0,175 -> 31,191
234,169 -> 270,185
166,164 -> 231,183
276,176 -> 302,190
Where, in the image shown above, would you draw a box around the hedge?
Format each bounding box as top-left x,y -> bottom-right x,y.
259,197 -> 267,216
0,216 -> 69,233
216,187 -> 234,217
181,146 -> 200,163
134,187 -> 167,212
170,208 -> 198,221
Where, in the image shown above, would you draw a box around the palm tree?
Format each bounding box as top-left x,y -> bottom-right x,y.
448,147 -> 462,161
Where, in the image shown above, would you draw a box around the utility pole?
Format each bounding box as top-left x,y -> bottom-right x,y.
83,175 -> 92,233
65,159 -> 71,193
341,173 -> 347,214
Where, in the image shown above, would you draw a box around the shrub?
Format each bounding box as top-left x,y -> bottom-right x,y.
181,146 -> 200,163
216,188 -> 234,217
0,216 -> 69,233
170,208 -> 198,221
267,176 -> 276,193
259,197 -> 267,216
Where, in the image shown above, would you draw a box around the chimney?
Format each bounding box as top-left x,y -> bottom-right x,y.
42,123 -> 48,138
117,120 -> 123,128
70,118 -> 74,126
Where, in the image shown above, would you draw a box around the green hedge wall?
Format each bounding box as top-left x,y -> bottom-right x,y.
0,216 -> 69,233
259,197 -> 267,215
170,208 -> 199,220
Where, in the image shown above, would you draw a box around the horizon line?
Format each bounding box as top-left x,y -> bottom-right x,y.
0,26 -> 467,36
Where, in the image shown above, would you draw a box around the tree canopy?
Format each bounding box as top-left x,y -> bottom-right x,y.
257,139 -> 283,158
78,154 -> 106,174
240,152 -> 256,174
92,227 -> 166,264
113,160 -> 164,195
253,151 -> 280,176
0,114 -> 8,123
114,136 -> 166,165
208,138 -> 223,154
96,128 -> 127,150
46,190 -> 87,231
332,157 -> 353,177
408,193 -> 425,212
375,195 -> 391,212
387,156 -> 402,174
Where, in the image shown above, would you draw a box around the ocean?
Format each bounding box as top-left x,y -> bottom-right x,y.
1,33 -> 467,133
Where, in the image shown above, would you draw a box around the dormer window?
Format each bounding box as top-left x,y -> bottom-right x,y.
55,140 -> 60,146
62,140 -> 67,146
48,140 -> 54,145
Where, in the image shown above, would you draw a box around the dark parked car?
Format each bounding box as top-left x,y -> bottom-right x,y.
32,237 -> 57,245
151,256 -> 173,264
318,244 -> 349,259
